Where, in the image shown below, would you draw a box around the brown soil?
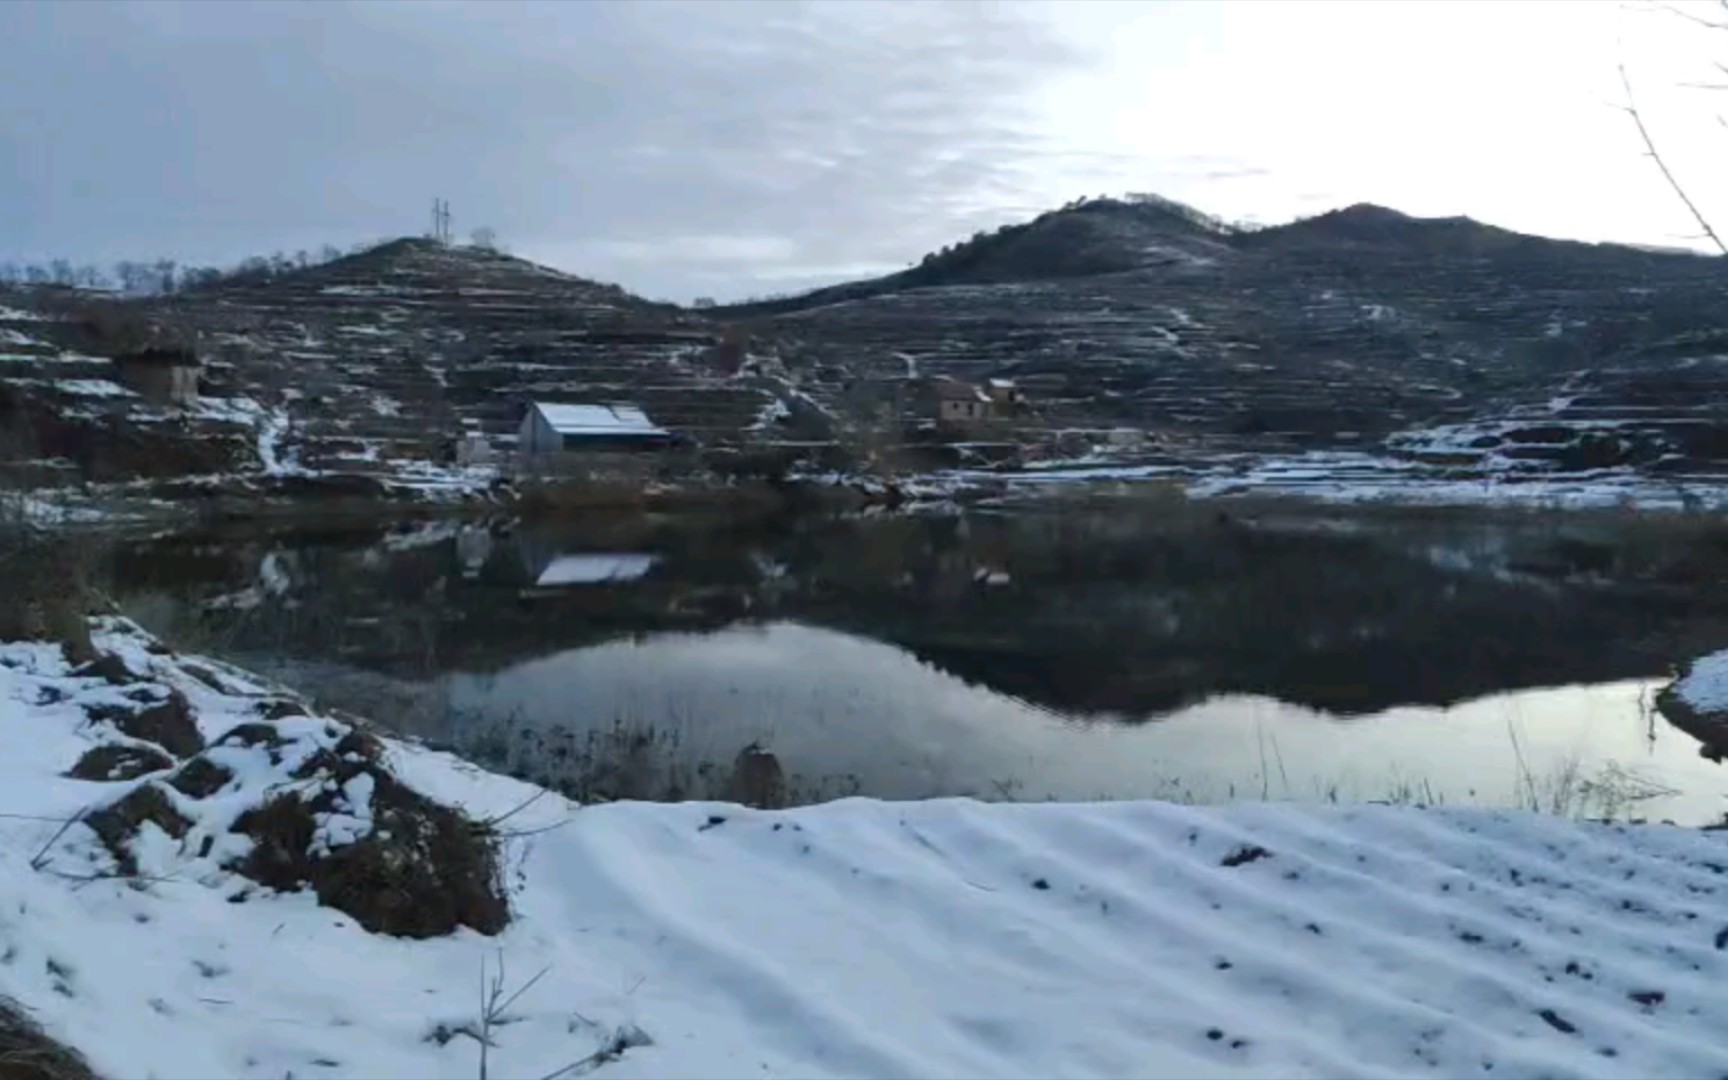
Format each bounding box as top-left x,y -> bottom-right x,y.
85,690 -> 203,760
167,757 -> 233,799
64,744 -> 173,782
71,654 -> 138,687
257,699 -> 308,720
215,722 -> 289,750
84,783 -> 191,876
231,736 -> 507,939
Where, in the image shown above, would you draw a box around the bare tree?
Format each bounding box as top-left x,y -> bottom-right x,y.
469,227 -> 500,252
113,260 -> 149,294
151,258 -> 178,294
1621,2 -> 1728,252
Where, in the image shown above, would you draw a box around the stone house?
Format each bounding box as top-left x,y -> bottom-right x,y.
111,347 -> 200,407
931,378 -> 995,429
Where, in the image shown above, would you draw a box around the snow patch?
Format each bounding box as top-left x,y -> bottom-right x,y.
43,379 -> 137,399
750,397 -> 792,430
1675,651 -> 1728,714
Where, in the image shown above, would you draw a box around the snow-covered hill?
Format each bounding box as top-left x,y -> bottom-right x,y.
2,619 -> 1727,1078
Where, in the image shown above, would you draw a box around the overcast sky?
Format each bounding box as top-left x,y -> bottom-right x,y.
2,0 -> 1724,301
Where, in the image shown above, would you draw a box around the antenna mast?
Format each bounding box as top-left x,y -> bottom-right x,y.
430,198 -> 453,244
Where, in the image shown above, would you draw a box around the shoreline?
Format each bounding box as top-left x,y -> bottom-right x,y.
0,617 -> 1725,1077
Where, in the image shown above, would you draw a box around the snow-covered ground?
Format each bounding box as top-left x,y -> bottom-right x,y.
942,450 -> 1728,513
1674,652 -> 1728,715
3,621 -> 1728,1078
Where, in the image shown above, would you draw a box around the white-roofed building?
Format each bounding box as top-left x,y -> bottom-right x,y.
517,401 -> 673,475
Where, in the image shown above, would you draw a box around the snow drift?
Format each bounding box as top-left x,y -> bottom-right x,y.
1,621 -> 1727,1078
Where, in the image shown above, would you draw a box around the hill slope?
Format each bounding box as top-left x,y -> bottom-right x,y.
742,197 -> 1728,479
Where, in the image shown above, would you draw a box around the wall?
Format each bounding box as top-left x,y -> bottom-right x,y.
939,398 -> 992,424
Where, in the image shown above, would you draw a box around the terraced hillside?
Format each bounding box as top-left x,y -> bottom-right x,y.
1,243 -> 819,495
735,198 -> 1728,473
8,197 -> 1728,499
166,240 -> 785,476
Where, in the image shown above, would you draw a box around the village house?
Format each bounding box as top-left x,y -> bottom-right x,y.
985,378 -> 1023,410
516,400 -> 671,476
931,378 -> 995,430
111,347 -> 200,407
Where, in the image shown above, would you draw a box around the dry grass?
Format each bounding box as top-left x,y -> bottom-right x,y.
0,998 -> 95,1080
0,514 -> 99,661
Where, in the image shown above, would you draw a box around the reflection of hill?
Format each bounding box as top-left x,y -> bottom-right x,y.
110,509 -> 1728,721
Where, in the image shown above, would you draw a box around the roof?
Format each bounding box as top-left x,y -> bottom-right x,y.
986,378 -> 1018,390
931,379 -> 989,403
530,401 -> 669,438
114,347 -> 200,369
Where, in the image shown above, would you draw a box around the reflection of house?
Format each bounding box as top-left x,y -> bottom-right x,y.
533,553 -> 658,587
112,347 -> 199,406
516,401 -> 671,474
516,531 -> 660,587
455,525 -> 493,580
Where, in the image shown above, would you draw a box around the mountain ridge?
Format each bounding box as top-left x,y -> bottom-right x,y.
715,194 -> 1719,318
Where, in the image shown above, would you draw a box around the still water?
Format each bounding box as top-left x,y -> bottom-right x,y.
108,503 -> 1728,823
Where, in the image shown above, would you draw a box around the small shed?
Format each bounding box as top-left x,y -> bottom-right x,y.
112,347 -> 200,406
985,378 -> 1023,408
517,401 -> 671,473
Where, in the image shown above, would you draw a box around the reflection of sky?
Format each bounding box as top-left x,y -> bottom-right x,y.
447,621 -> 1728,824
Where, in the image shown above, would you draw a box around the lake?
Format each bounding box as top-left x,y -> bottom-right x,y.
104,499 -> 1728,824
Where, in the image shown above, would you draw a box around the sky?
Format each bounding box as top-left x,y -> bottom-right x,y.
2,0 -> 1725,302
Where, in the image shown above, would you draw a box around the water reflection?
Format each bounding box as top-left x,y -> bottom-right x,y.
414,623 -> 1716,823
102,504 -> 1728,821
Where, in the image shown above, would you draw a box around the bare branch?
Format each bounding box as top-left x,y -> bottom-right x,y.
1649,0 -> 1728,29
476,788 -> 551,831
1619,61 -> 1728,254
29,804 -> 91,872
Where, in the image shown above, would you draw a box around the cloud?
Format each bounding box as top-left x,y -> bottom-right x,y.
5,0 -> 1714,300
0,0 -> 1099,300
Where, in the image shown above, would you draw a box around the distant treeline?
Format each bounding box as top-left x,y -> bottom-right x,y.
0,242 -> 385,296
1,226 -> 511,298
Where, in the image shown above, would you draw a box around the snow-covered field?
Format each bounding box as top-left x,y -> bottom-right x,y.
944,450 -> 1728,513
3,621 -> 1728,1078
